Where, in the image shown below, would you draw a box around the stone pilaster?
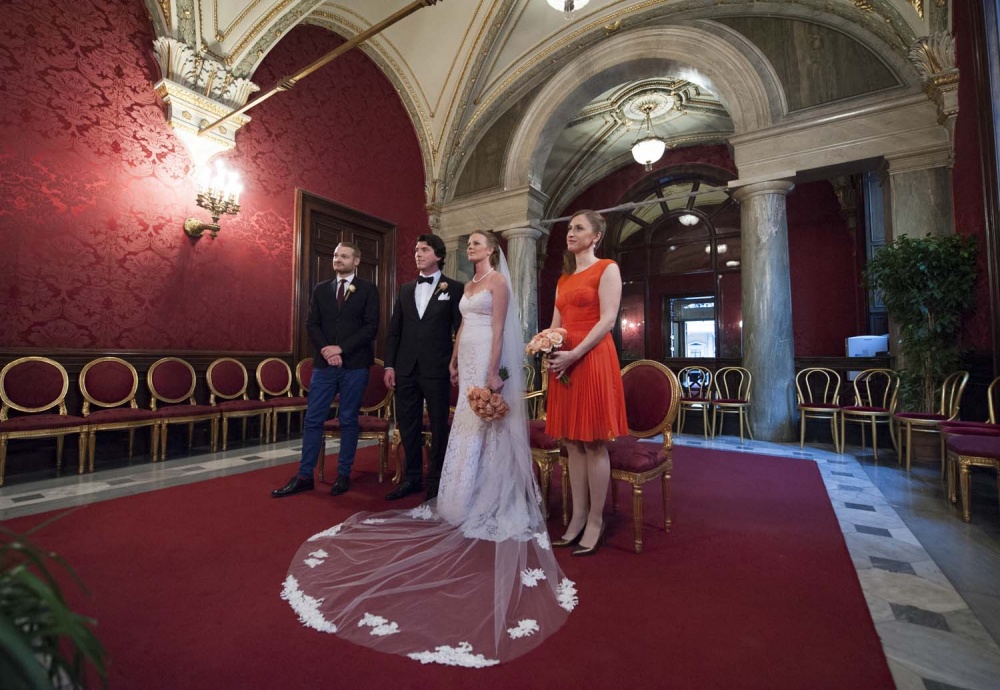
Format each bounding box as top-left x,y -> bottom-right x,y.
879,154 -> 955,240
732,180 -> 797,442
501,226 -> 544,344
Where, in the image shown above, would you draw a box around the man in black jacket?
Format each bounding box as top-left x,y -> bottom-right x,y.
273,242 -> 380,498
384,234 -> 463,500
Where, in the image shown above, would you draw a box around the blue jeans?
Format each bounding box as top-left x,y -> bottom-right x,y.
297,365 -> 369,479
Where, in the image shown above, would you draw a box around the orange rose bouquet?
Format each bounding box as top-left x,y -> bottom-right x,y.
526,327 -> 570,385
467,367 -> 511,421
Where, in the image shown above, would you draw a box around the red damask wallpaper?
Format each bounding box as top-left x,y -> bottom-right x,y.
0,1 -> 427,351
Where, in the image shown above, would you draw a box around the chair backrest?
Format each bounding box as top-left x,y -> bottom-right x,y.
296,358 -> 314,395
795,367 -> 841,406
257,358 -> 292,399
678,365 -> 712,400
851,368 -> 898,410
206,358 -> 249,404
987,375 -> 1000,424
147,357 -> 198,409
714,366 -> 752,402
938,370 -> 969,419
620,360 -> 680,446
523,362 -> 536,392
0,356 -> 70,420
360,359 -> 393,415
80,357 -> 139,414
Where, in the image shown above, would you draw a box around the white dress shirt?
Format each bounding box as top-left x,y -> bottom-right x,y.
415,270 -> 441,319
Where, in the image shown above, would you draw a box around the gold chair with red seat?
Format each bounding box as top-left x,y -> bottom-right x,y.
795,367 -> 843,452
392,383 -> 459,483
711,366 -> 753,442
608,360 -> 681,554
840,368 -> 899,461
148,357 -> 219,460
257,358 -> 310,443
80,357 -> 160,470
526,369 -> 568,525
945,434 -> 1000,523
0,357 -> 89,486
677,365 -> 713,438
894,370 -> 969,473
206,358 -> 272,451
321,359 -> 393,484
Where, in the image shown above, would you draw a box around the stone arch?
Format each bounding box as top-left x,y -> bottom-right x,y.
500,23 -> 786,196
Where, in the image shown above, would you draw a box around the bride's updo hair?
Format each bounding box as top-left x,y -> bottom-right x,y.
472,230 -> 501,270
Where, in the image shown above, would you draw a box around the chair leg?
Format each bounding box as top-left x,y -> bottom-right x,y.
841,415 -> 847,453
800,411 -> 806,449
677,405 -> 686,435
211,419 -> 219,452
745,410 -> 754,441
905,424 -> 913,471
128,429 -> 135,458
161,423 -> 169,460
56,435 -> 65,472
940,434 -> 947,479
78,432 -> 88,475
632,483 -> 644,554
711,406 -> 718,438
318,436 -> 327,483
960,463 -> 972,522
0,437 -> 6,486
151,425 -> 159,462
871,418 -> 879,462
702,405 -> 711,439
661,472 -> 671,530
88,430 -> 97,473
947,452 -> 957,503
221,417 -> 229,451
241,417 -> 248,444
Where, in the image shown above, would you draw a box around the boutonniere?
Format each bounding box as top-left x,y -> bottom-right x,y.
345,284 -> 357,300
434,281 -> 449,295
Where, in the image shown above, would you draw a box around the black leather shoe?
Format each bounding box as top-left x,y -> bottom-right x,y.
272,475 -> 314,498
386,480 -> 423,500
329,475 -> 351,496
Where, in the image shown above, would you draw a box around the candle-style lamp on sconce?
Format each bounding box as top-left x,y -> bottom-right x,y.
184,161 -> 242,240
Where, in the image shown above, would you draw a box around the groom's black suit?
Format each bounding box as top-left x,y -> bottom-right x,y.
385,274 -> 463,490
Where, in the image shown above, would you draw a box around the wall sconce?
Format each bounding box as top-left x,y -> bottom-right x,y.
184,160 -> 242,240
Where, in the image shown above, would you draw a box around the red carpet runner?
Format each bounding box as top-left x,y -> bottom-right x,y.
3,446 -> 893,689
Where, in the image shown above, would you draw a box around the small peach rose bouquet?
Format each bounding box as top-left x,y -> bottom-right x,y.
526,327 -> 570,385
467,367 -> 511,421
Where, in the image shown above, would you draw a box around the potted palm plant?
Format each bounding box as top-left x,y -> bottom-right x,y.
0,523 -> 106,689
864,233 -> 978,412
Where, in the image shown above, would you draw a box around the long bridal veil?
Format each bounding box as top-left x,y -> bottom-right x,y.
282,248 -> 576,668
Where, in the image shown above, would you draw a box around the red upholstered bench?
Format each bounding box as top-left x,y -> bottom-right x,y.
945,435 -> 1000,523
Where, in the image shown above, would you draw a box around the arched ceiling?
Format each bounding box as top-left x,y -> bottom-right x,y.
146,0 -> 946,198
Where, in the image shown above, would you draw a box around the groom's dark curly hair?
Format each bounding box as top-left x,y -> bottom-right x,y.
417,233 -> 447,271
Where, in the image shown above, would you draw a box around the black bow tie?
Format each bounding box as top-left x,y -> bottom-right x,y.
417,276 -> 434,285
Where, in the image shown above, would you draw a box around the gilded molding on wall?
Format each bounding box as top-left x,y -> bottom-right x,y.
908,31 -> 958,136
153,37 -> 260,108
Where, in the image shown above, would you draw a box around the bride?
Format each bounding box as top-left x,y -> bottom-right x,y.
282,231 -> 576,668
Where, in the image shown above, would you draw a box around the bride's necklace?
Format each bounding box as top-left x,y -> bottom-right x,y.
472,267 -> 495,284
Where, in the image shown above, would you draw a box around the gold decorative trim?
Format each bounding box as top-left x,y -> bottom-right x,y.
147,357 -> 199,407
206,357 -> 250,404
213,0 -> 265,43
79,357 -> 141,414
0,356 -> 71,417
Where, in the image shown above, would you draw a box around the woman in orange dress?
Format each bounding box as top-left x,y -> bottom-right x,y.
545,210 -> 628,556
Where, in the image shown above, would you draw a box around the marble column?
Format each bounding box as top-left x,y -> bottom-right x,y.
732,180 -> 797,442
501,226 -> 544,344
443,236 -> 471,281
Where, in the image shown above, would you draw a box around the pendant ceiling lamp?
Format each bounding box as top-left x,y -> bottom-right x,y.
631,102 -> 667,172
546,0 -> 589,19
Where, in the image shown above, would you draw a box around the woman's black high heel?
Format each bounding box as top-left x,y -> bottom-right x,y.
571,523 -> 606,557
551,528 -> 585,548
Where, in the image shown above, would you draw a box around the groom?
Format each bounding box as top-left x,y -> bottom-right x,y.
384,234 -> 463,500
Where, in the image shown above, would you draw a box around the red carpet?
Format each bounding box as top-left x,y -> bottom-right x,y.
3,446 -> 893,689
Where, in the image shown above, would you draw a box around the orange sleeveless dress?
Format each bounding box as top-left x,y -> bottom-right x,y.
545,259 -> 628,442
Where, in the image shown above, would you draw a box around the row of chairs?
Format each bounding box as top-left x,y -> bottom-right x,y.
0,356 -> 316,486
676,366 -> 756,442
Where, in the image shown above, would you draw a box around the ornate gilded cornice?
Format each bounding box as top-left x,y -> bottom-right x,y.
153,37 -> 260,108
908,31 -> 958,136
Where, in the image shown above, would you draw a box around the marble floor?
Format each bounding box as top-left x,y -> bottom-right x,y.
2,433 -> 999,689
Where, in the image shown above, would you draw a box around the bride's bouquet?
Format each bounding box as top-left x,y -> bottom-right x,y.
526,327 -> 570,385
467,367 -> 511,421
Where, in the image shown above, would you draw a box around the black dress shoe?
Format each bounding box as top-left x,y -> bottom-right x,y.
329,475 -> 351,496
386,480 -> 423,500
272,475 -> 314,498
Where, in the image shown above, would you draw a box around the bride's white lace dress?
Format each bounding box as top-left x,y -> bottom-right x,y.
282,289 -> 575,667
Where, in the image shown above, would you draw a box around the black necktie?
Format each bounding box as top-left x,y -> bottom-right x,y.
417,275 -> 434,285
336,279 -> 346,308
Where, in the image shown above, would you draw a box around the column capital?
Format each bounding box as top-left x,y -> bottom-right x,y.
730,179 -> 795,203
500,226 -> 544,242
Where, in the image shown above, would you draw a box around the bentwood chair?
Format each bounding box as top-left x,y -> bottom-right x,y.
840,368 -> 899,461
206,358 -> 272,451
895,370 -> 969,473
148,357 -> 219,460
80,357 -> 160,469
257,358 -> 309,442
940,375 -> 1000,440
608,360 -> 680,553
321,359 -> 393,484
795,367 -> 842,452
712,366 -> 753,442
0,357 -> 89,486
526,369 -> 569,525
677,365 -> 713,438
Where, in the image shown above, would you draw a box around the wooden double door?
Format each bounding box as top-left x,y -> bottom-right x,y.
294,190 -> 396,364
